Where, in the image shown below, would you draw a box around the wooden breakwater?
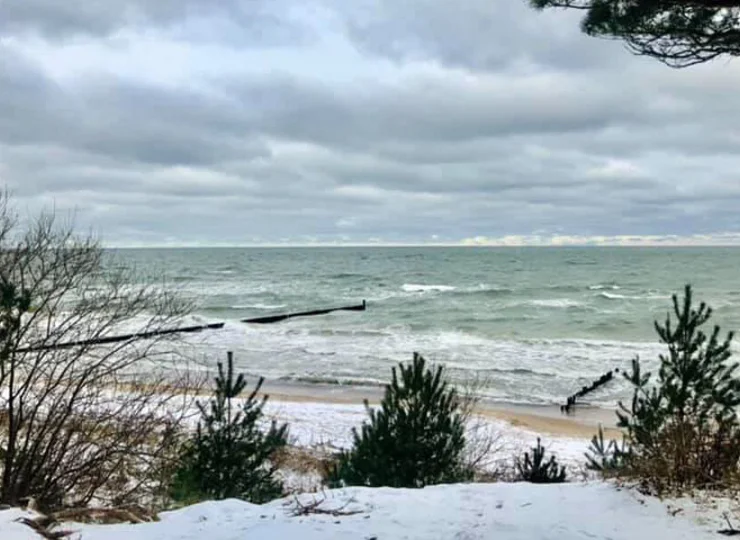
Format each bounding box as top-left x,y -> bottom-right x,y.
241,300 -> 367,324
15,322 -> 225,353
561,368 -> 619,414
13,300 -> 368,352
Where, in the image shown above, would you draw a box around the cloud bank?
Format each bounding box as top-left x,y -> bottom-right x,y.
0,0 -> 739,246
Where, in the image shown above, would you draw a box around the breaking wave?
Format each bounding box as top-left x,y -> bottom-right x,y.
598,292 -> 670,301
401,284 -> 457,293
233,303 -> 286,310
527,299 -> 584,309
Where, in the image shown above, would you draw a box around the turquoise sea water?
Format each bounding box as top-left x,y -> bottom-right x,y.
116,247 -> 740,406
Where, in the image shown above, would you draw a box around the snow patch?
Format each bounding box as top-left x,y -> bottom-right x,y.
2,483 -> 722,539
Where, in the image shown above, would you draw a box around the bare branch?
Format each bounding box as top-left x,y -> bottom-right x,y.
0,199 -> 204,510
530,0 -> 740,67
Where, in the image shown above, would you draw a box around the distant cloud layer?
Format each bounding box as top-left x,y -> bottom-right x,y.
1,0 -> 739,246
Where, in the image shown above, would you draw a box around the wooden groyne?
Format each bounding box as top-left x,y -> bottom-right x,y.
14,300 -> 368,351
15,322 -> 225,353
561,368 -> 619,414
241,300 -> 367,324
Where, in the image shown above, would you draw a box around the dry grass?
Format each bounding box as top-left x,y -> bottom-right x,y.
15,517 -> 75,539
13,502 -> 159,540
52,504 -> 158,524
273,445 -> 338,477
613,421 -> 740,497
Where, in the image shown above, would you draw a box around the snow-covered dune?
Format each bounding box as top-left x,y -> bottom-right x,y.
1,482 -> 722,540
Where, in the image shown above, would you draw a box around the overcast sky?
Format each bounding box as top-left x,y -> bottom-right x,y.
1,1 -> 739,246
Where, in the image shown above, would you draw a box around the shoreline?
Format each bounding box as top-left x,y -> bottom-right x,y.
259,380 -> 621,440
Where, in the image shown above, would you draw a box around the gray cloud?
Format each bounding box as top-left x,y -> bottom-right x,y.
0,0 -> 311,46
228,71 -> 666,150
0,0 -> 739,245
331,0 -> 632,72
0,49 -> 268,167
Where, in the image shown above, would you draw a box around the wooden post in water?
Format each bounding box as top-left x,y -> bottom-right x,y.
560,368 -> 619,414
241,300 -> 367,324
15,322 -> 226,353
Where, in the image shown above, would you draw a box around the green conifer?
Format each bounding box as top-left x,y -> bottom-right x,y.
329,353 -> 471,488
585,425 -> 629,473
589,285 -> 740,489
516,438 -> 567,483
171,352 -> 288,504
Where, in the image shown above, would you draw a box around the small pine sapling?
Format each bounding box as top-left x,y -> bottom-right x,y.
171,352 -> 288,504
585,425 -> 629,473
516,438 -> 567,484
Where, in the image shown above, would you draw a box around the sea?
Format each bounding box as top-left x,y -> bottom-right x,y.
115,247 -> 740,408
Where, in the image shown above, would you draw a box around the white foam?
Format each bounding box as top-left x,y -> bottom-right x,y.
401,284 -> 457,293
182,320 -> 665,407
369,283 -> 505,302
599,292 -> 627,300
528,299 -> 583,308
465,284 -> 512,294
588,284 -> 620,290
599,292 -> 670,300
233,303 -> 286,310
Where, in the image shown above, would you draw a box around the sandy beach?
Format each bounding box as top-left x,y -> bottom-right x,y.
259,380 -> 621,440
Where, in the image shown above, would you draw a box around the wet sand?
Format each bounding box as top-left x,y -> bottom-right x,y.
260,380 -> 621,440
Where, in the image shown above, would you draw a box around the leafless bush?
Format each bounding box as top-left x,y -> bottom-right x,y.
621,421 -> 740,496
0,194 -> 206,510
285,493 -> 362,517
456,372 -> 503,478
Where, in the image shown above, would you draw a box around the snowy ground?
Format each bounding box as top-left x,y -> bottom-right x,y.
264,400 -> 593,481
1,399 -> 736,538
1,482 -> 727,540
266,400 -> 593,459
263,399 -> 598,492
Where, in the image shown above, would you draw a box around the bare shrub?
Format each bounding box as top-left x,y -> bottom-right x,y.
456,372 -> 503,478
0,194 -> 205,510
286,493 -> 362,517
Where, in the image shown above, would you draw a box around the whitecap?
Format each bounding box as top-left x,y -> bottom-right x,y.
588,284 -> 620,290
599,292 -> 627,300
234,303 -> 286,310
528,299 -> 583,308
599,292 -> 669,301
401,284 -> 457,293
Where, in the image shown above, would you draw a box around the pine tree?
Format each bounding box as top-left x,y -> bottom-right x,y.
328,353 -> 471,488
171,352 -> 288,504
529,0 -> 740,68
609,285 -> 740,488
585,425 -> 629,473
515,438 -> 567,484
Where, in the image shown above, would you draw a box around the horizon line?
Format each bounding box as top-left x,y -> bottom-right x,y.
104,242 -> 740,249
